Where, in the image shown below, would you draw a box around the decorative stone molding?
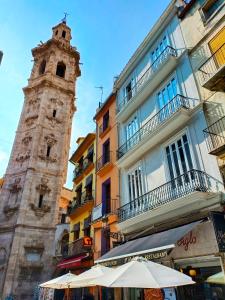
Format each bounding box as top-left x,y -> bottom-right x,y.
46,115 -> 62,127
38,152 -> 57,163
30,203 -> 51,217
3,205 -> 19,218
25,115 -> 38,127
22,135 -> 32,146
36,178 -> 51,194
15,150 -> 31,162
50,98 -> 63,106
9,178 -> 22,194
45,133 -> 57,146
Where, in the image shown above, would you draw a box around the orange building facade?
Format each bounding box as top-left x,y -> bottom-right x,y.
92,93 -> 120,281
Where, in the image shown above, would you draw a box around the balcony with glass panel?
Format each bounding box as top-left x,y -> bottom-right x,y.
117,46 -> 178,122
117,95 -> 199,168
198,43 -> 225,91
117,169 -> 222,234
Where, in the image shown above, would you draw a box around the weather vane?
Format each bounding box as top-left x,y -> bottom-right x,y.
61,12 -> 69,24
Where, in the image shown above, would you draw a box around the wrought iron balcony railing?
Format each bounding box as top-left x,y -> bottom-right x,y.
203,116 -> 225,155
118,169 -> 212,223
73,157 -> 94,181
62,237 -> 92,258
67,190 -> 95,215
117,46 -> 177,113
96,151 -> 113,172
199,43 -> 225,85
117,94 -> 191,160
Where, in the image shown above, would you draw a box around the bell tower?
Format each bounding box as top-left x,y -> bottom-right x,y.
0,21 -> 80,300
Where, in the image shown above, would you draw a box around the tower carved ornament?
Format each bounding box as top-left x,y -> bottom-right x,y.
36,178 -> 51,194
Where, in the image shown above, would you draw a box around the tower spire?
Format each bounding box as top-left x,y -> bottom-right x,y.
61,12 -> 69,24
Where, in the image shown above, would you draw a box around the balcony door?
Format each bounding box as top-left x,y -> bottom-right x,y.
128,165 -> 145,202
102,139 -> 110,164
151,36 -> 169,68
157,78 -> 178,121
165,133 -> 194,188
102,178 -> 111,215
126,115 -> 139,150
209,26 -> 225,68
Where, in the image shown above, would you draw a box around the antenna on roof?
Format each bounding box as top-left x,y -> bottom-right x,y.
95,86 -> 104,107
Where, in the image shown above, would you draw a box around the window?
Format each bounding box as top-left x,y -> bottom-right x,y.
157,78 -> 178,121
87,145 -> 94,163
103,111 -> 109,131
56,62 -> 66,78
53,109 -> 57,118
38,194 -> 43,208
101,228 -> 110,255
102,139 -> 110,164
201,0 -> 224,22
55,30 -> 58,36
151,36 -> 169,63
62,30 -> 66,38
73,223 -> 80,240
46,145 -> 51,157
128,165 -> 144,201
126,116 -> 139,149
124,78 -> 135,102
75,184 -> 82,205
39,60 -> 46,75
102,179 -> 111,215
165,133 -> 194,186
61,213 -> 66,224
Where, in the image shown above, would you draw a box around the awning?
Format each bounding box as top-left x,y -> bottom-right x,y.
95,221 -> 201,265
57,254 -> 89,269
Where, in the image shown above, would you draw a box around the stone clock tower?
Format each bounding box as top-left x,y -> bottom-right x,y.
0,21 -> 80,299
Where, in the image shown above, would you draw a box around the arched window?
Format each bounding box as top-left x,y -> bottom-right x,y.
62,30 -> 66,38
55,30 -> 58,36
39,59 -> 46,75
56,62 -> 66,78
61,232 -> 69,256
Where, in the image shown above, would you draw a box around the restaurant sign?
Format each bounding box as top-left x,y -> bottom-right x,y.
211,211 -> 225,252
101,250 -> 168,267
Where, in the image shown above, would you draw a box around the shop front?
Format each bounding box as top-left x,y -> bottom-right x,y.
95,215 -> 225,300
55,236 -> 94,300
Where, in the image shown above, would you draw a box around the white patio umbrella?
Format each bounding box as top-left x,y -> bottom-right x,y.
69,264 -> 112,288
90,257 -> 195,288
206,272 -> 225,285
40,272 -> 77,300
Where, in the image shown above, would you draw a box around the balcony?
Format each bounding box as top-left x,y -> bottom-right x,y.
203,116 -> 225,158
117,46 -> 178,122
67,190 -> 94,216
117,170 -> 222,234
96,151 -> 114,176
92,200 -> 119,225
199,43 -> 225,91
117,95 -> 199,168
62,237 -> 93,258
73,158 -> 94,183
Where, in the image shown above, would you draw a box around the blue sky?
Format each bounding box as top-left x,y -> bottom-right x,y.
0,0 -> 171,188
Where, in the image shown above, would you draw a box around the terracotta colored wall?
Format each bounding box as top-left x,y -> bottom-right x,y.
94,94 -> 120,257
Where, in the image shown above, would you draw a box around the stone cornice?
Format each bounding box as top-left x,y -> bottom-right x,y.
23,78 -> 75,96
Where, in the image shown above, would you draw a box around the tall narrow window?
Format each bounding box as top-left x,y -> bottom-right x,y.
53,109 -> 57,118
103,111 -> 109,131
46,145 -> 51,157
128,165 -> 144,201
126,116 -> 139,149
102,139 -> 110,164
38,194 -> 43,208
102,179 -> 111,215
62,30 -> 66,38
39,60 -> 46,75
165,133 -> 194,186
56,62 -> 66,78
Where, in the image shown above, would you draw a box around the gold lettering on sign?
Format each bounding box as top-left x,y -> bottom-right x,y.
177,231 -> 196,251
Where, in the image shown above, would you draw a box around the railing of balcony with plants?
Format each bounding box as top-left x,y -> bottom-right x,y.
73,164 -> 83,180
203,116 -> 225,153
199,43 -> 225,85
117,46 -> 177,113
62,237 -> 92,258
96,151 -> 113,172
67,190 -> 95,215
118,169 -> 213,223
117,94 -> 191,160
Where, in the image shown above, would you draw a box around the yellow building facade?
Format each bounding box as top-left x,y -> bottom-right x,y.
58,133 -> 96,275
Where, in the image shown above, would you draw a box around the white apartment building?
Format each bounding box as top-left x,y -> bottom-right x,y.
114,0 -> 224,235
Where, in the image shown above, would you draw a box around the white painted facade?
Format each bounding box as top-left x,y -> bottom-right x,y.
114,1 -> 224,234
